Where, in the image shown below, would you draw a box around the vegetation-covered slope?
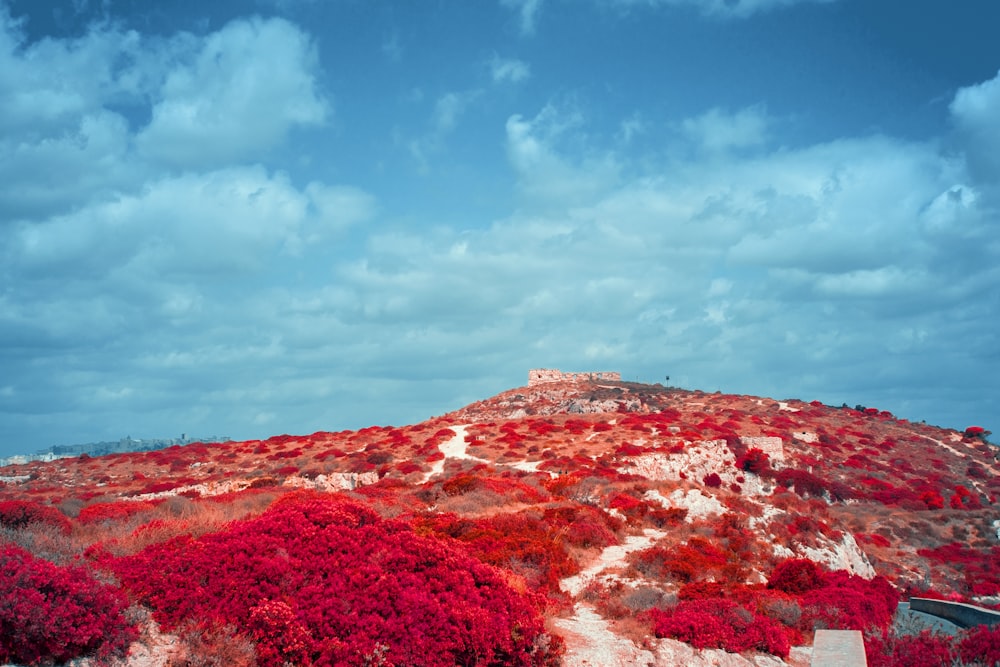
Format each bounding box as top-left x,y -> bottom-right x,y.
1,379 -> 997,665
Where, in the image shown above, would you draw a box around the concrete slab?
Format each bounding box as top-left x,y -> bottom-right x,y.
811,629 -> 867,667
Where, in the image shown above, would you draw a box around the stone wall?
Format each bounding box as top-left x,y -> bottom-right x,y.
528,368 -> 622,386
909,597 -> 1000,629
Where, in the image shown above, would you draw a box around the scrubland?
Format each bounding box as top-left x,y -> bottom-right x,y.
2,380 -> 998,665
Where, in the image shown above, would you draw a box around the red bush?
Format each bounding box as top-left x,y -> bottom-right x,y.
702,472 -> 722,488
735,448 -> 770,474
632,538 -> 727,584
767,559 -> 823,594
958,624 -> 1000,665
109,493 -> 560,666
0,500 -> 71,534
650,598 -> 790,657
78,500 -> 155,525
917,543 -> 1000,597
919,490 -> 945,510
798,570 -> 898,632
0,546 -> 136,665
415,510 -> 579,596
950,485 -> 983,510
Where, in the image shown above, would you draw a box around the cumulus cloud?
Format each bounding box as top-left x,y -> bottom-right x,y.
136,16 -> 329,168
490,55 -> 531,83
950,68 -> 1000,183
7,167 -> 324,279
681,105 -> 769,153
505,105 -> 620,204
500,0 -> 543,35
408,89 -> 482,171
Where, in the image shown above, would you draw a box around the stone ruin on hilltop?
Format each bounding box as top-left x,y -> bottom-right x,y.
528,368 -> 622,385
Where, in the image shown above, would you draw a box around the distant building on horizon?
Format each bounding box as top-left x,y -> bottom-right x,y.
528,368 -> 621,385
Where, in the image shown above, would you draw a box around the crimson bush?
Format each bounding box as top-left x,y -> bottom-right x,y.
0,546 -> 136,665
0,500 -> 71,534
650,598 -> 791,657
109,493 -> 561,666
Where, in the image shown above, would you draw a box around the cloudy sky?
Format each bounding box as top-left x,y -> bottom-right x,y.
1,0 -> 998,457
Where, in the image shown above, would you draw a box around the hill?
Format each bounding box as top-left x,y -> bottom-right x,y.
1,373 -> 998,666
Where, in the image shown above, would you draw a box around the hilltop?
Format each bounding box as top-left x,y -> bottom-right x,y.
1,374 -> 998,666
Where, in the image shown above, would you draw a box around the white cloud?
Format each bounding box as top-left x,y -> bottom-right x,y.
618,113 -> 645,143
681,105 -> 769,153
0,8 -> 131,134
305,183 -> 377,233
0,110 -> 138,219
501,0 -> 544,35
505,105 -> 620,204
136,17 -> 329,168
7,166 -> 361,279
432,91 -> 478,134
950,68 -> 1000,183
490,55 -> 531,83
408,90 -> 482,172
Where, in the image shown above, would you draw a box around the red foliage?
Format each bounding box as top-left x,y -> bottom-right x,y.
0,546 -> 136,665
702,472 -> 722,488
735,447 -> 771,475
78,500 -> 155,525
919,490 -> 945,510
109,493 -> 560,667
414,511 -> 579,596
767,559 -> 823,594
917,543 -> 1000,597
855,533 -> 892,549
615,442 -> 645,457
868,624 -> 1000,667
0,500 -> 71,534
958,624 -> 1000,665
950,485 -> 983,510
542,505 -> 619,549
798,570 -> 898,632
631,538 -> 727,584
865,629 -> 956,667
649,598 -> 790,657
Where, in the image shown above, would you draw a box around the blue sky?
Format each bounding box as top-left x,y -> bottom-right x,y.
1,0 -> 998,457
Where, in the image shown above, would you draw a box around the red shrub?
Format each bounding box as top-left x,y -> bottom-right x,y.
650,598 -> 790,657
0,546 -> 136,665
632,538 -> 727,584
920,490 -> 945,510
542,505 -> 619,549
866,629 -> 955,667
799,571 -> 898,632
735,448 -> 770,475
0,500 -> 71,534
767,559 -> 823,594
415,511 -> 578,596
78,500 -> 155,525
109,494 -> 561,667
950,485 -> 983,510
395,460 -> 423,475
958,624 -> 1000,665
917,543 -> 1000,597
702,472 -> 722,488
855,533 -> 892,549
615,443 -> 645,457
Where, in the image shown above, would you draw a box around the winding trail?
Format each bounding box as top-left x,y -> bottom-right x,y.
423,425 -> 489,482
